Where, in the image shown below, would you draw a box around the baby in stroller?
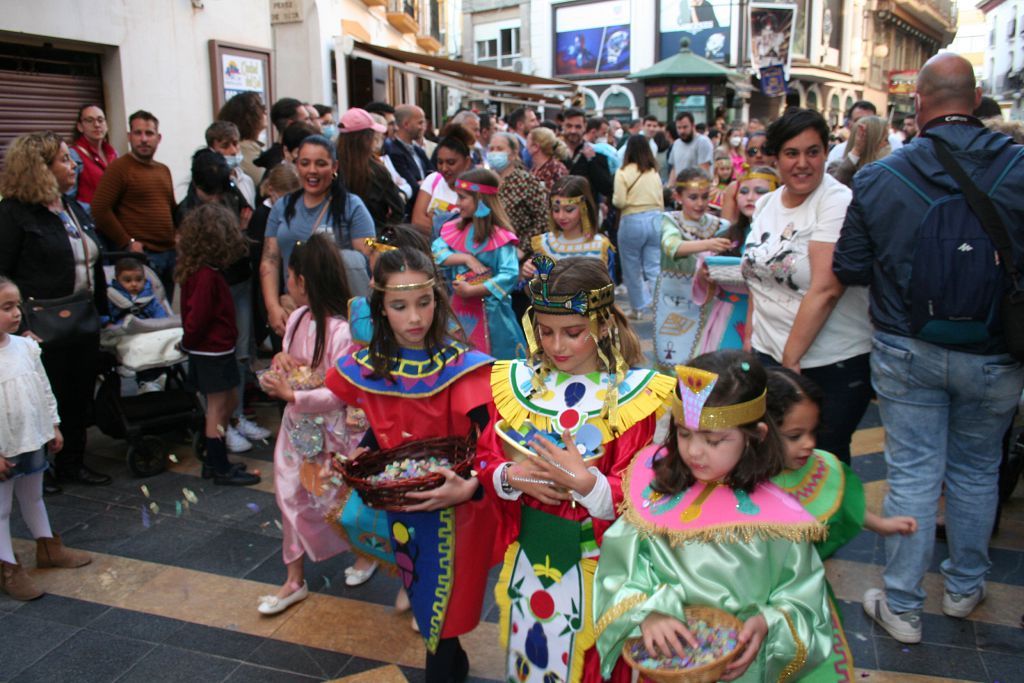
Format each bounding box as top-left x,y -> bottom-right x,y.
102,257 -> 183,393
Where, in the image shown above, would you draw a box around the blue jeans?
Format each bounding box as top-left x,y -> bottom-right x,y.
871,331 -> 1024,612
617,210 -> 662,312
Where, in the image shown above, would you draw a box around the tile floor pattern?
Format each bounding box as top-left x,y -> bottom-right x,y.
4,317 -> 1023,682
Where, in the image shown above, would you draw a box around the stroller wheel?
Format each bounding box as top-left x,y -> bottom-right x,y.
128,435 -> 168,478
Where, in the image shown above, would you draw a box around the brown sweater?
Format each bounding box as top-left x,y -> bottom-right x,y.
92,154 -> 177,251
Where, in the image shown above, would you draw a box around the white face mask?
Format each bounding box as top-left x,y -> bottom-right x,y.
224,153 -> 244,169
729,136 -> 742,148
613,129 -> 623,140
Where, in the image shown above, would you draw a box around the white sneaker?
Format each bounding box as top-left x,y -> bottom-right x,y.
226,426 -> 253,453
942,585 -> 986,618
137,381 -> 164,394
863,588 -> 922,644
236,416 -> 272,441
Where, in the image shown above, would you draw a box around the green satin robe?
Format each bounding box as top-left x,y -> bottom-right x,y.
593,517 -> 834,681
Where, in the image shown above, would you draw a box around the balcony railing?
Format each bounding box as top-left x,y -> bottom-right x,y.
386,0 -> 418,34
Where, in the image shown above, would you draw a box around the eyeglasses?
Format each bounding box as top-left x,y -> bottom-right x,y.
739,186 -> 772,195
81,116 -> 106,125
746,147 -> 764,156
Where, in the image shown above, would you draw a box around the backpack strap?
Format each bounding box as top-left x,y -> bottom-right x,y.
876,141 -> 1022,206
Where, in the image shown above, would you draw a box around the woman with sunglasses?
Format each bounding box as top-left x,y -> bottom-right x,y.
720,131 -> 775,223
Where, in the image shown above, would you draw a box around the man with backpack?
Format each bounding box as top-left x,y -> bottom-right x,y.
833,52 -> 1024,644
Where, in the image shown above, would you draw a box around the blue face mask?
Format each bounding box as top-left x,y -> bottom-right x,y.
223,153 -> 243,170
321,124 -> 338,139
486,151 -> 510,171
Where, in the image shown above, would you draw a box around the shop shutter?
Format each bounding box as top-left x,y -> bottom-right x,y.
0,43 -> 104,163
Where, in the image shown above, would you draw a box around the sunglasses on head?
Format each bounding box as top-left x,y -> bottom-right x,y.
746,146 -> 765,156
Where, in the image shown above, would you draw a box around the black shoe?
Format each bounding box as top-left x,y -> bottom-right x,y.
58,466 -> 112,486
43,469 -> 63,496
213,467 -> 261,486
201,461 -> 248,479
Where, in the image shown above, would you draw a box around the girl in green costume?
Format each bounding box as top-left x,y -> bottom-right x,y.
767,368 -> 917,681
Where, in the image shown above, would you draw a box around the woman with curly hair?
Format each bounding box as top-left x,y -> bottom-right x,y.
218,91 -> 268,186
0,132 -> 110,490
336,107 -> 405,229
527,126 -> 570,191
177,203 -> 260,486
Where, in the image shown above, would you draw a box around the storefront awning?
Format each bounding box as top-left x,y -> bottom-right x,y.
343,39 -> 576,107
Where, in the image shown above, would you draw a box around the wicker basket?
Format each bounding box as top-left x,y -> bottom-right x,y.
621,606 -> 744,683
704,256 -> 745,290
339,435 -> 475,511
495,419 -> 604,466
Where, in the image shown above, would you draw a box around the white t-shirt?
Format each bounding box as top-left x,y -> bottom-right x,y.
668,135 -> 715,174
741,173 -> 871,368
826,134 -> 904,165
418,172 -> 458,218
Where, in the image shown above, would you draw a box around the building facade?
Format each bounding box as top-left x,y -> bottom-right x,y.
979,0 -> 1023,119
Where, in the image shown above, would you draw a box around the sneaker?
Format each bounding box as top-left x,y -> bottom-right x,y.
236,416 -> 272,441
863,588 -> 922,644
226,426 -> 253,453
942,585 -> 986,618
137,380 -> 164,394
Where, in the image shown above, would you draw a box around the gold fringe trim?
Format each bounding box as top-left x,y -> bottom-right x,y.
595,592 -> 649,638
619,456 -> 830,545
494,542 -> 519,649
490,362 -> 677,444
778,609 -> 808,682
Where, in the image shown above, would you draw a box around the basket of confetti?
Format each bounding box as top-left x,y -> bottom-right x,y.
621,606 -> 743,683
338,435 -> 475,510
704,256 -> 745,290
257,365 -> 324,391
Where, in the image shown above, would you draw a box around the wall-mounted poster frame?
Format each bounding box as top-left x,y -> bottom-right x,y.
656,0 -> 733,63
552,0 -> 632,79
208,40 -> 274,118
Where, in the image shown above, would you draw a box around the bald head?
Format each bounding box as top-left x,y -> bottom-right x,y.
916,53 -> 981,123
394,104 -> 426,144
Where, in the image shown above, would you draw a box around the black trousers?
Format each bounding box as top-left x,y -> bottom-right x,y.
41,337 -> 99,474
757,352 -> 873,464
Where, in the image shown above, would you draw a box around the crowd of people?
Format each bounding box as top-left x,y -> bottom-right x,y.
0,50 -> 1022,683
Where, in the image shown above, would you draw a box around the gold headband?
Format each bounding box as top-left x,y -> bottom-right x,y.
671,365 -> 766,430
550,195 -> 593,235
738,171 -> 779,190
364,238 -> 398,253
676,179 -> 710,191
371,277 -> 435,292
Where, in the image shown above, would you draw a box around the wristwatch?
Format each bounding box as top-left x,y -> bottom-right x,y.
499,462 -> 515,495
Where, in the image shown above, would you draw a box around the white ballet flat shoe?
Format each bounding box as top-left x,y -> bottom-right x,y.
257,582 -> 309,615
344,561 -> 378,587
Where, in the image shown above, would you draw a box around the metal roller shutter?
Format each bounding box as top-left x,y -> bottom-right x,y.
0,42 -> 104,163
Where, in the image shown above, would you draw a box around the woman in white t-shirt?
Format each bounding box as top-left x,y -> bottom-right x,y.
741,108 -> 872,463
411,125 -> 475,239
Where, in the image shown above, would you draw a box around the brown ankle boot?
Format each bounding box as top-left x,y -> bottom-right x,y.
36,534 -> 91,569
1,558 -> 44,601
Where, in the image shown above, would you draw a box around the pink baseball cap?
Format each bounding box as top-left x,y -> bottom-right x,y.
339,108 -> 387,134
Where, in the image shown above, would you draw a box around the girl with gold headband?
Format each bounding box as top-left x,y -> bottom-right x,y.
326,246 -> 507,683
527,175 -> 615,281
432,167 -> 527,360
653,167 -> 732,369
478,255 -> 676,683
593,350 -> 833,682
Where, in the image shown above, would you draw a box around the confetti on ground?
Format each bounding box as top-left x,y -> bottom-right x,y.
901,648 -> 910,653
246,503 -> 260,513
141,506 -> 151,528
273,519 -> 283,530
323,576 -> 331,589
853,633 -> 868,642
182,488 -> 198,504
168,454 -> 179,463
140,485 -> 150,498
175,501 -> 182,517
259,521 -> 270,529
148,502 -> 160,515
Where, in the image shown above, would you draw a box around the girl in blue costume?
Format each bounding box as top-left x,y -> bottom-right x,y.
767,368 -> 916,682
479,255 -> 676,683
594,351 -> 833,682
432,167 -> 526,360
326,246 -> 502,683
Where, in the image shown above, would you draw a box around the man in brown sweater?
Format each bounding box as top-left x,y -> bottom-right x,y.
92,110 -> 178,296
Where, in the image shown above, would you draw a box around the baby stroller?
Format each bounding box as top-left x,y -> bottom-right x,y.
93,254 -> 204,477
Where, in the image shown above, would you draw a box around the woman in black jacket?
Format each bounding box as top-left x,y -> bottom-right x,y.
0,132 -> 110,488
